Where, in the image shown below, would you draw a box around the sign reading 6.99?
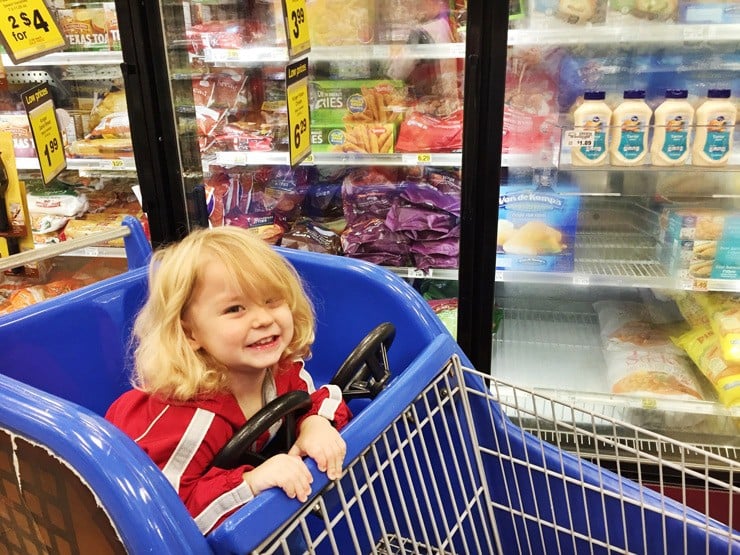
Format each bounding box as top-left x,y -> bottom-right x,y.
0,0 -> 66,64
285,57 -> 310,167
281,0 -> 310,59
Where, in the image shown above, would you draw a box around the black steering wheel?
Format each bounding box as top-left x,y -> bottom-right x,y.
330,322 -> 395,400
211,390 -> 312,470
212,322 -> 395,470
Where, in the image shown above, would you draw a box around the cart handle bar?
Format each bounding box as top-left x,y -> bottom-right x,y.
0,226 -> 132,272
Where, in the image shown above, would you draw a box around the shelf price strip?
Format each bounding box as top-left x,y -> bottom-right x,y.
22,82 -> 65,184
281,0 -> 310,59
0,0 -> 66,64
286,57 -> 311,167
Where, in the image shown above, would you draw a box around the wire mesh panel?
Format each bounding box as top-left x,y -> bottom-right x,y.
254,358 -> 500,554
480,371 -> 739,554
255,357 -> 739,554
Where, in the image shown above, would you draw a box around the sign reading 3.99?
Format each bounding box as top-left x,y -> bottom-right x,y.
281,0 -> 310,59
22,82 -> 66,183
0,0 -> 66,64
285,57 -> 310,167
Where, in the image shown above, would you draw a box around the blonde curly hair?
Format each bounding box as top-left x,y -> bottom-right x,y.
131,226 -> 315,400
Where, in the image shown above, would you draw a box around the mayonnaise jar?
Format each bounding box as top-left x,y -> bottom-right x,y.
610,89 -> 652,166
692,89 -> 737,167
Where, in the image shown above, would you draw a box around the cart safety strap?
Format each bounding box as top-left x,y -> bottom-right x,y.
162,408 -> 214,491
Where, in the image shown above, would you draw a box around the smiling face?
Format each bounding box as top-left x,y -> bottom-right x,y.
181,258 -> 295,378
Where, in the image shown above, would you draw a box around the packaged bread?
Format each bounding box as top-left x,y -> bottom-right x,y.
672,325 -> 740,407
63,213 -> 138,247
89,89 -> 127,129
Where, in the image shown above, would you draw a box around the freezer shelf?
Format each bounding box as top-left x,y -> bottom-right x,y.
508,23 -> 740,46
491,304 -> 739,459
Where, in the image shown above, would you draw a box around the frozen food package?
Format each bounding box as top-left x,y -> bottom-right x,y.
307,0 -> 374,45
609,0 -> 678,22
530,0 -> 608,26
670,291 -> 711,328
593,300 -> 687,354
672,325 -> 740,407
604,349 -> 706,401
693,292 -> 740,363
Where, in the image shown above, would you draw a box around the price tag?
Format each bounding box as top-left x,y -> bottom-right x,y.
282,0 -> 310,59
572,274 -> 590,286
286,57 -> 311,167
565,130 -> 595,148
407,268 -> 429,278
0,0 -> 66,64
22,83 -> 65,184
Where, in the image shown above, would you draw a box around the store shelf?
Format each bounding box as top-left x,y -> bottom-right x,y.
207,150 -> 464,168
508,23 -> 740,46
16,157 -> 137,172
492,305 -> 739,455
202,42 -> 466,65
206,151 -> 549,169
58,246 -> 126,258
388,267 -> 458,281
495,229 -> 740,292
1,51 -> 123,67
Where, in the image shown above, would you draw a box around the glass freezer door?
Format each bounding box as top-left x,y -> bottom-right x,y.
152,0 -> 469,335
491,4 -> 739,471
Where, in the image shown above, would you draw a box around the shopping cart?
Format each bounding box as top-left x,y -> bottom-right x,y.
0,222 -> 737,554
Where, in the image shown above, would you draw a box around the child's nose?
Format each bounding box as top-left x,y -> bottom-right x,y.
251,305 -> 274,327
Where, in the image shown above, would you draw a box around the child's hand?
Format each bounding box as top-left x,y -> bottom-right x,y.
243,454 -> 313,502
289,415 -> 347,480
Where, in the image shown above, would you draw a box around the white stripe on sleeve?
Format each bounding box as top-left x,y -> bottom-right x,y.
161,408 -> 215,492
194,481 -> 254,534
298,361 -> 316,393
317,384 -> 343,421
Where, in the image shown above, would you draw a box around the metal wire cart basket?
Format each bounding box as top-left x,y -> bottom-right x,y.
0,226 -> 736,554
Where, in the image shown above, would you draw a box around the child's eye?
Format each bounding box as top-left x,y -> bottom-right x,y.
225,305 -> 244,314
265,298 -> 284,307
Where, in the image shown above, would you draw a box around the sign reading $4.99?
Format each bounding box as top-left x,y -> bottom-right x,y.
285,57 -> 310,167
22,83 -> 66,184
0,0 -> 66,64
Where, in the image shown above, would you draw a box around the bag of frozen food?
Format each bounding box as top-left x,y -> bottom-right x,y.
672,325 -> 740,407
593,300 -> 687,354
604,349 -> 706,401
693,292 -> 740,364
671,291 -> 710,328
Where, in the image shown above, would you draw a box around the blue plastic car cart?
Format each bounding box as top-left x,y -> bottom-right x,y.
0,220 -> 737,554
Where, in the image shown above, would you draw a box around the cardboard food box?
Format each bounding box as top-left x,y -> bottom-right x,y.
496,181 -> 581,273
310,79 -> 407,125
57,7 -> 110,51
711,215 -> 740,280
310,122 -> 395,153
530,0 -> 608,25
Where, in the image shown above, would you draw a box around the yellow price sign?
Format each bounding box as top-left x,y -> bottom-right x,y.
0,0 -> 66,64
281,0 -> 310,59
286,57 -> 311,167
22,83 -> 65,184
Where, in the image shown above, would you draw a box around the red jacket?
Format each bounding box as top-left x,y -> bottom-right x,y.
105,360 -> 351,534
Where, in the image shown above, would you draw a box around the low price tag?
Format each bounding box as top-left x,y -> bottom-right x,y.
0,0 -> 66,64
286,57 -> 311,167
281,0 -> 310,59
22,83 -> 65,183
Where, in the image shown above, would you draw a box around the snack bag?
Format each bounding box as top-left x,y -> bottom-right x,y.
672,325 -> 740,407
693,292 -> 740,363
